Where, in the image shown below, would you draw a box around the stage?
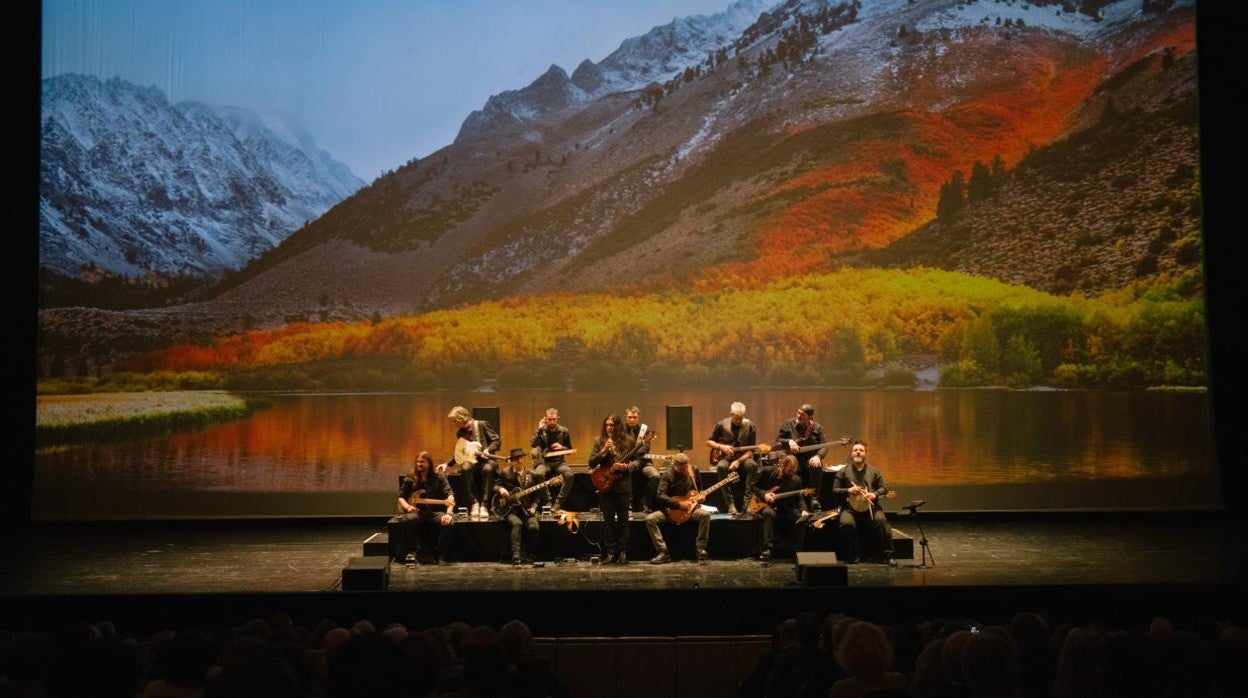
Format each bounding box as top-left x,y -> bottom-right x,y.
3,512 -> 1245,638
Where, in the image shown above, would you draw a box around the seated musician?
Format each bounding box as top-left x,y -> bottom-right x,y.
705,401 -> 759,516
529,407 -> 574,513
395,451 -> 455,566
624,406 -> 658,513
831,440 -> 894,563
746,454 -> 811,562
447,405 -> 501,519
775,403 -> 829,511
493,448 -> 542,565
644,453 -> 710,565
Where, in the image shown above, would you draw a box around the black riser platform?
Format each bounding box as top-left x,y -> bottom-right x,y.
378,514 -> 913,563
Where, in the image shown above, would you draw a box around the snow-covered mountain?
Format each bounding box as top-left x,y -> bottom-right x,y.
39,74 -> 364,279
456,0 -> 779,143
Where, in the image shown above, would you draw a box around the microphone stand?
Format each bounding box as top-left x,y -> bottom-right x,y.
907,505 -> 934,568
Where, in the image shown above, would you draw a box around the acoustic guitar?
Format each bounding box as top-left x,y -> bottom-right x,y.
489,475 -> 564,518
590,431 -> 658,493
666,472 -> 738,524
746,487 -> 816,515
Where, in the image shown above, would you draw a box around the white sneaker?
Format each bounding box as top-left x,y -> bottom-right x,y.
471,502 -> 482,518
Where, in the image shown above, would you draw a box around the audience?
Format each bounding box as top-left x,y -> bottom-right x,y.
1,609 -> 1244,698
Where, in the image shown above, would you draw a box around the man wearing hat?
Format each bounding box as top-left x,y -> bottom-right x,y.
773,403 -> 829,511
644,453 -> 711,565
493,448 -> 543,565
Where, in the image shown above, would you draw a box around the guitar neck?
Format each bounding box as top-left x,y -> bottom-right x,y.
513,476 -> 561,499
700,473 -> 738,496
773,488 -> 813,501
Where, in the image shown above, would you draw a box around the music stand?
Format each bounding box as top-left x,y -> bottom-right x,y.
903,500 -> 934,568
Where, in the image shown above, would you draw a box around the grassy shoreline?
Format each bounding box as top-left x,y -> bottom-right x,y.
36,391 -> 258,448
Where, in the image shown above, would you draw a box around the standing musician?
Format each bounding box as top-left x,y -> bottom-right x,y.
644,453 -> 710,565
831,440 -> 894,563
747,454 -> 811,562
395,451 -> 455,566
447,405 -> 501,519
705,401 -> 758,516
623,406 -> 657,513
588,414 -> 636,564
530,407 -> 574,513
493,448 -> 542,565
774,403 -> 829,511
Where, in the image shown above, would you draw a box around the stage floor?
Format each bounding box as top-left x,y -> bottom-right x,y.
4,513 -> 1245,636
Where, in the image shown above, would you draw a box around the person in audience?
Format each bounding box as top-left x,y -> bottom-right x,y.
960,627 -> 1022,698
829,620 -> 907,698
764,611 -> 839,698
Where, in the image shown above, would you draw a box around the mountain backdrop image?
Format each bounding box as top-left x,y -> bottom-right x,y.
39,0 -> 1203,393
34,0 -> 1216,518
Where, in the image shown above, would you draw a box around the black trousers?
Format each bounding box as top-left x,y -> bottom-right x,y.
598,488 -> 630,553
392,510 -> 454,560
759,506 -> 808,555
459,460 -> 495,506
534,462 -> 574,507
837,508 -> 893,560
504,511 -> 539,558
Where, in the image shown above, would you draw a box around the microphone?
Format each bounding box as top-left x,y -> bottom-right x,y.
902,500 -> 926,513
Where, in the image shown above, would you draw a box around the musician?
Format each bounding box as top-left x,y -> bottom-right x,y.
394,451 -> 455,565
447,405 -> 501,519
623,406 -> 657,512
774,403 -> 829,511
831,440 -> 894,563
493,448 -> 541,565
747,454 -> 811,562
529,407 -> 574,513
705,401 -> 758,516
588,414 -> 635,564
644,453 -> 710,564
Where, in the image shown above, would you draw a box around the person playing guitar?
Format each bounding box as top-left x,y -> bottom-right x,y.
447,405 -> 501,519
394,451 -> 455,566
746,454 -> 812,562
529,407 -> 575,513
705,401 -> 760,517
588,414 -> 635,564
644,453 -> 712,565
830,440 -> 895,563
773,403 -> 830,511
493,448 -> 543,565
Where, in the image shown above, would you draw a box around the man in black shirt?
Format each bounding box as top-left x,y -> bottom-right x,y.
623,406 -> 657,513
773,403 -> 828,511
394,451 -> 455,565
529,407 -> 574,512
493,448 -> 543,565
831,440 -> 894,563
448,405 -> 501,519
746,454 -> 811,562
705,401 -> 758,516
644,453 -> 711,564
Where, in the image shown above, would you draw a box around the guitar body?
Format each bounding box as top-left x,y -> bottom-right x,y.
590,466 -> 621,494
667,491 -> 701,525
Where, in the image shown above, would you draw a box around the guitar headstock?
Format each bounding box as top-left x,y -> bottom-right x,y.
837,435 -> 853,445
645,430 -> 659,442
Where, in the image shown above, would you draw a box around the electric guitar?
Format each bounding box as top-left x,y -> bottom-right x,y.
406,488 -> 454,511
811,489 -> 898,528
758,436 -> 853,463
453,437 -> 504,467
489,475 -> 565,518
707,442 -> 772,468
746,486 -> 816,515
590,431 -> 658,493
666,472 -> 739,524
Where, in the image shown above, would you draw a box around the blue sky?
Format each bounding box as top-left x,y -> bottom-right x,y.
42,0 -> 739,181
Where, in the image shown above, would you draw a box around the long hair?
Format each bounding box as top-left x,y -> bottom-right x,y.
412,451 -> 433,481
598,414 -> 622,441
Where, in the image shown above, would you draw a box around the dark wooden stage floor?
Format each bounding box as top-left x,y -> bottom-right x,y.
3,513 -> 1246,637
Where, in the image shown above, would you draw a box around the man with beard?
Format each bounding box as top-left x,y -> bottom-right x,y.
644,453 -> 711,565
774,403 -> 829,511
394,451 -> 455,565
493,448 -> 543,565
831,440 -> 894,563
